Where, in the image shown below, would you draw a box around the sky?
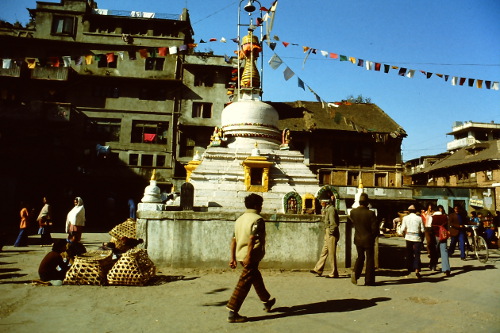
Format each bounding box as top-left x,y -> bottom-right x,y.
2,0 -> 499,162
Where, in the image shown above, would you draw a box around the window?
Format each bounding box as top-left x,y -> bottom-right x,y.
192,102 -> 212,118
319,171 -> 331,185
156,155 -> 166,167
145,58 -> 165,71
52,16 -> 75,35
131,121 -> 168,144
129,154 -> 139,166
194,72 -> 214,87
375,173 -> 387,187
86,118 -> 121,142
141,154 -> 153,167
347,172 -> 358,186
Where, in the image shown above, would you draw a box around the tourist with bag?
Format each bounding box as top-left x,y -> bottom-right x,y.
430,204 -> 451,276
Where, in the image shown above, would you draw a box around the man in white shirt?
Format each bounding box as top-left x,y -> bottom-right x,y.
400,205 -> 425,278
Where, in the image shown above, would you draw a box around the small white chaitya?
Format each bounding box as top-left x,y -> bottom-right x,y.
138,170 -> 164,211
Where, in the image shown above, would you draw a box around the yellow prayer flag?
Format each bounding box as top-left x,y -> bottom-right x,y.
25,58 -> 37,69
85,55 -> 93,65
349,57 -> 356,64
303,46 -> 310,53
476,80 -> 483,89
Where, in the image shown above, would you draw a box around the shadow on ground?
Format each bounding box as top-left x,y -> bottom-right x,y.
247,297 -> 391,321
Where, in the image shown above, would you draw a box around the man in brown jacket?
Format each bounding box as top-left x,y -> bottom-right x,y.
310,198 -> 340,278
226,194 -> 275,323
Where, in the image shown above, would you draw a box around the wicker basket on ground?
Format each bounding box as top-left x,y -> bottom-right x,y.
109,219 -> 136,240
107,249 -> 156,286
64,250 -> 114,286
108,219 -> 137,251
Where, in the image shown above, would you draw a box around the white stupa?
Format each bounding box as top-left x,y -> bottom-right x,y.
186,29 -> 320,214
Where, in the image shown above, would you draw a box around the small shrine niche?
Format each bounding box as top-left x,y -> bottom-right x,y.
242,143 -> 273,192
301,193 -> 316,214
283,192 -> 302,214
242,159 -> 272,192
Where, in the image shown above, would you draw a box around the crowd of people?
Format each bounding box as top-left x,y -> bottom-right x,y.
5,192 -> 499,323
9,195 -> 147,284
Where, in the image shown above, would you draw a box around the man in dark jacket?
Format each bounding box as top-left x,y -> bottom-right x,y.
448,204 -> 467,260
349,193 -> 378,286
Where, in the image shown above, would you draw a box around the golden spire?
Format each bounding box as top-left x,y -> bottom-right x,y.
239,29 -> 261,88
150,169 -> 156,181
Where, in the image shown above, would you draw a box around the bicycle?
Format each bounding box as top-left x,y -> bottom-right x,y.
464,225 -> 489,263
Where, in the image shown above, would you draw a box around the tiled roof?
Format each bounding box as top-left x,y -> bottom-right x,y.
268,101 -> 406,137
420,140 -> 500,172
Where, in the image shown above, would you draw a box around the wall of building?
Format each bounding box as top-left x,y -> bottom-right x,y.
136,211 -> 358,269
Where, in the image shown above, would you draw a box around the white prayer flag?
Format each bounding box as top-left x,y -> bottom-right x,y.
268,54 -> 283,70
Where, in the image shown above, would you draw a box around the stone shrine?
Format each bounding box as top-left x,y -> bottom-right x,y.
186,29 -> 321,214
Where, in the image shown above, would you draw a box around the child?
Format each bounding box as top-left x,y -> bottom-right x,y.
38,239 -> 69,282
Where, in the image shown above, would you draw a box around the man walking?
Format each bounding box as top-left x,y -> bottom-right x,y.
349,193 -> 378,286
226,194 -> 275,323
310,198 -> 340,278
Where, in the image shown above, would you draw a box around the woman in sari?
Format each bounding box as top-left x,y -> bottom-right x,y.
66,197 -> 86,241
37,197 -> 53,246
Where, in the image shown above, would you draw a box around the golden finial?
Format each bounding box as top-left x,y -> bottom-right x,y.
239,29 -> 261,88
151,169 -> 156,181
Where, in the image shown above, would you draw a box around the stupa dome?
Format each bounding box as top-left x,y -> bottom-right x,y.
221,95 -> 280,149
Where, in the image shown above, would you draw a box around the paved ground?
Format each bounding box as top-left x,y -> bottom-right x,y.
0,233 -> 499,333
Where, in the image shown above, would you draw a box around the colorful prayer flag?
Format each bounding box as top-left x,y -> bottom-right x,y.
283,66 -> 294,81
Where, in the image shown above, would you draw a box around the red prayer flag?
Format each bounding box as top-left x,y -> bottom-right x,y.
138,49 -> 148,59
282,42 -> 289,47
330,53 -> 339,59
375,63 -> 381,71
158,47 -> 167,56
143,133 -> 156,142
106,53 -> 115,63
209,38 -> 217,42
49,57 -> 60,67
260,6 -> 269,11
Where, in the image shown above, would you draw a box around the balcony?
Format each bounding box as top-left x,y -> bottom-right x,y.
447,137 -> 477,151
30,101 -> 71,121
0,64 -> 21,78
31,67 -> 69,81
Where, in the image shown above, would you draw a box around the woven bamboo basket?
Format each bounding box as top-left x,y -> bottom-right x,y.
64,250 -> 114,286
109,219 -> 136,240
107,249 -> 156,286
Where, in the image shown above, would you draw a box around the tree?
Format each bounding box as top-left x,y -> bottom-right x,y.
345,94 -> 372,104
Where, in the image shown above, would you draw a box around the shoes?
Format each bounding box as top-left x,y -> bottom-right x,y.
350,272 -> 357,285
415,272 -> 422,279
309,270 -> 322,277
461,258 -> 466,261
444,270 -> 451,277
326,274 -> 339,278
227,312 -> 247,323
263,298 -> 276,312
